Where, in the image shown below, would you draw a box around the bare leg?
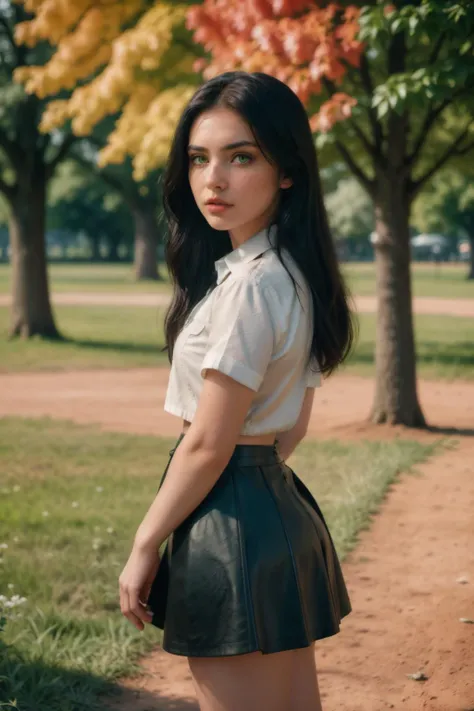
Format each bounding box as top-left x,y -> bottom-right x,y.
188,649 -> 292,711
187,643 -> 323,711
289,642 -> 323,711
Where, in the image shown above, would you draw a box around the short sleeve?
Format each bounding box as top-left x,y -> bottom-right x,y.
201,277 -> 275,391
306,361 -> 322,388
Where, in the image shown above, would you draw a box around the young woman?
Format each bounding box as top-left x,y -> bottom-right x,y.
119,71 -> 356,711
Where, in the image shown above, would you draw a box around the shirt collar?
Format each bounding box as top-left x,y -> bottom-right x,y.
214,224 -> 277,285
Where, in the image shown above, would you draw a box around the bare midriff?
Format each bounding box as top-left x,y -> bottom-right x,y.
181,419 -> 277,446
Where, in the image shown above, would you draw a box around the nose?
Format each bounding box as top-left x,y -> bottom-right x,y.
204,159 -> 228,192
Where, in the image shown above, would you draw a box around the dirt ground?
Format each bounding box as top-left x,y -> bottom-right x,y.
1,292 -> 474,317
2,369 -> 474,710
1,368 -> 473,441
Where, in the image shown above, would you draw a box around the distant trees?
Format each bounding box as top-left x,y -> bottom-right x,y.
413,168 -> 474,279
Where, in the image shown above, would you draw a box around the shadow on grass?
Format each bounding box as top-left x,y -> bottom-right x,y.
350,341 -> 474,369
68,338 -> 166,356
0,653 -> 198,711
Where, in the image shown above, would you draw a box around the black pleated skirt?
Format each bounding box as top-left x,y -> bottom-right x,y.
147,434 -> 351,657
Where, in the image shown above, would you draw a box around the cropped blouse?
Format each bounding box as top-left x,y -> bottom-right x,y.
164,225 -> 321,435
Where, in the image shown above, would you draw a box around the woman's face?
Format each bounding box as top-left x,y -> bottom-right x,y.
187,107 -> 291,247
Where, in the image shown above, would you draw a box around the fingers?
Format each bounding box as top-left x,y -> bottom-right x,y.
120,584 -> 154,631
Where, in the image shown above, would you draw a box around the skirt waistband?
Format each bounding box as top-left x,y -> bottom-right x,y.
169,433 -> 282,467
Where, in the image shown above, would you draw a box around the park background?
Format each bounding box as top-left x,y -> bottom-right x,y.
0,2 -> 473,710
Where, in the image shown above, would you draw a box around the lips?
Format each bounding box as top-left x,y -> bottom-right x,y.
205,199 -> 233,207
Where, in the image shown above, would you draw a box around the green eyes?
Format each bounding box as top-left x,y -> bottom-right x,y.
189,154 -> 253,166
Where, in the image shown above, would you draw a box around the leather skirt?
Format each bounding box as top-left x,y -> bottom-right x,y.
147,434 -> 352,657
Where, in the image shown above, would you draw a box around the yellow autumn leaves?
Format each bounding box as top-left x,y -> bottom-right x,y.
14,2 -> 199,180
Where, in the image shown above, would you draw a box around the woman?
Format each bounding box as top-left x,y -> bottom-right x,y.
119,71 -> 356,711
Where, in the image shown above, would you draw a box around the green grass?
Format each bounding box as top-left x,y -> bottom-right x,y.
345,313 -> 474,380
0,263 -> 171,294
0,417 -> 441,711
1,306 -> 473,380
343,261 -> 473,299
0,261 -> 472,298
0,306 -> 168,371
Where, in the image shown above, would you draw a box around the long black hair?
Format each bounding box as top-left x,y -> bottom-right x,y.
162,71 -> 356,376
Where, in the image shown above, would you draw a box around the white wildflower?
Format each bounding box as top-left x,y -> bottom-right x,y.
12,485 -> 20,492
71,501 -> 79,508
96,486 -> 103,493
0,543 -> 8,549
7,584 -> 14,589
42,511 -> 49,517
106,527 -> 114,534
13,536 -> 19,543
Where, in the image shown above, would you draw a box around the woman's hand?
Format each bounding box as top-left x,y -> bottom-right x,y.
119,541 -> 161,631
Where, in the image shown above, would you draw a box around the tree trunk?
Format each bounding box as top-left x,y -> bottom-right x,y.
107,238 -> 120,262
8,176 -> 61,339
467,234 -> 474,280
132,203 -> 161,280
370,172 -> 425,426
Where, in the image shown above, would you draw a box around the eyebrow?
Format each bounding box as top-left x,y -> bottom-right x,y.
187,140 -> 258,152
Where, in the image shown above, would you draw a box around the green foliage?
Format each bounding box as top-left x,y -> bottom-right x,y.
358,1 -> 474,120
413,168 -> 474,238
47,161 -> 134,254
325,178 -> 374,242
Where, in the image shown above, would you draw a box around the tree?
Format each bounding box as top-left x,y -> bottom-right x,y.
14,1 -> 201,180
48,160 -> 135,261
187,0 -> 474,427
412,168 -> 474,278
325,176 -> 374,257
0,1 -> 74,338
14,1 -> 201,278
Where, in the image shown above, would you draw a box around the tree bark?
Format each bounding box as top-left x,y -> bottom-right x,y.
8,174 -> 61,339
370,171 -> 425,426
132,202 -> 161,280
467,233 -> 474,280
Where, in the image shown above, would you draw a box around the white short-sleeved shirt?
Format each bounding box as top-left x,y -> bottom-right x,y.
164,225 -> 321,435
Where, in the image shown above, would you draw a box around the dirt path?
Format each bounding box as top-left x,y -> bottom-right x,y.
1,292 -> 474,316
102,438 -> 474,711
2,369 -> 474,710
1,368 -> 473,439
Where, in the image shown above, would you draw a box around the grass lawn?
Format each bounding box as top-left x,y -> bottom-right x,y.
0,306 -> 168,371
1,306 -> 473,380
345,312 -> 474,381
0,417 -> 442,711
0,263 -> 172,295
343,261 -> 473,299
0,261 -> 472,299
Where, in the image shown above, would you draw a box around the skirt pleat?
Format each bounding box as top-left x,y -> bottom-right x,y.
147,434 -> 351,657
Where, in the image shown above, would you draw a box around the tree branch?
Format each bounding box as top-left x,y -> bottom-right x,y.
359,54 -> 384,152
0,128 -> 23,171
334,139 -> 374,195
428,31 -> 446,65
69,149 -> 136,205
322,77 -> 377,158
0,16 -> 16,51
0,175 -> 16,203
411,123 -> 474,195
455,139 -> 474,157
407,81 -> 474,167
45,134 -> 77,180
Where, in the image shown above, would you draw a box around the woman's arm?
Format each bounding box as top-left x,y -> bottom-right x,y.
134,369 -> 258,551
275,387 -> 315,461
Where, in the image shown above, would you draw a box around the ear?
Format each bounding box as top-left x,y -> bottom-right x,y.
280,176 -> 293,189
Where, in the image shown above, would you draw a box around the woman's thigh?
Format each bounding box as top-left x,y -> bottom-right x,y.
187,642 -> 322,711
